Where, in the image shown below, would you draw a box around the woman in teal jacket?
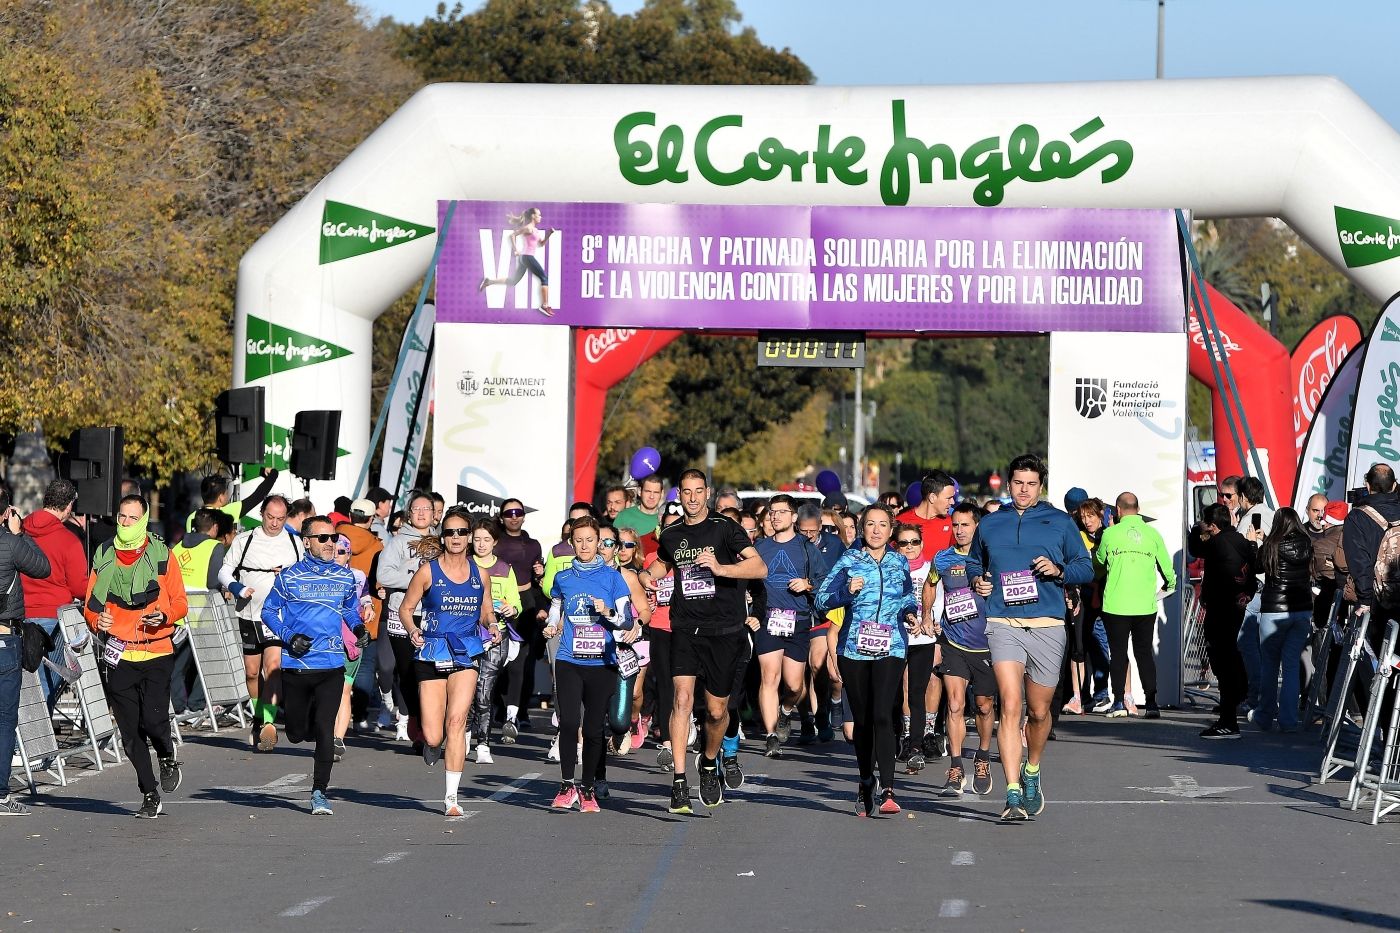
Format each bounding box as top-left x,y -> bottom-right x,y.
816,503 -> 919,817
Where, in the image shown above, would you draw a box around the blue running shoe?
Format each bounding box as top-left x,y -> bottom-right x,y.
310,790 -> 333,816
1021,764 -> 1045,816
1001,787 -> 1028,821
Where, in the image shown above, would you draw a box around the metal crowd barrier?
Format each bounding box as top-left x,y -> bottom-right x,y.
12,669 -> 65,793
1317,607 -> 1372,786
183,590 -> 250,732
52,604 -> 123,773
1303,594 -> 1343,730
1348,619 -> 1400,824
1179,584 -> 1217,708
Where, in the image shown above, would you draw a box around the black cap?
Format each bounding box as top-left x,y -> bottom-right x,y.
822,492 -> 849,510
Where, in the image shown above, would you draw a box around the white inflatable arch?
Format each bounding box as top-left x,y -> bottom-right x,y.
236,76 -> 1400,502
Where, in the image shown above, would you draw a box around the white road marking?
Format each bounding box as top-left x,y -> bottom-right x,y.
280,896 -> 334,917
211,773 -> 307,795
488,772 -> 542,802
374,852 -> 409,865
939,899 -> 968,918
446,810 -> 480,823
951,851 -> 975,866
1126,774 -> 1248,798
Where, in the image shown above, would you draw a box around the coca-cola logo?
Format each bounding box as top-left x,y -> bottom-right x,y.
583,328 -> 637,364
1187,312 -> 1241,360
1296,323 -> 1351,424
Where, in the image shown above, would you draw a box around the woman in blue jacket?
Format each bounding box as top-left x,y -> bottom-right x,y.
816,504 -> 919,817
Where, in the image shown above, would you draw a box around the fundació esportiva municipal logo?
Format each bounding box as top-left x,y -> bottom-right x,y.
457,371 -> 479,397
1075,377 -> 1109,419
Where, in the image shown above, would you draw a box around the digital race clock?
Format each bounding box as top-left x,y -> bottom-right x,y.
756,331 -> 866,369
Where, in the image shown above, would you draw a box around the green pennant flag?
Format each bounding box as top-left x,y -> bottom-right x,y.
1335,206 -> 1400,269
244,315 -> 352,382
242,422 -> 350,476
320,200 -> 435,265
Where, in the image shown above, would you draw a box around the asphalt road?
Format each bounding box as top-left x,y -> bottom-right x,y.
5,709 -> 1398,933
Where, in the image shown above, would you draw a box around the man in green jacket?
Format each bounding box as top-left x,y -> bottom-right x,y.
1094,492 -> 1176,719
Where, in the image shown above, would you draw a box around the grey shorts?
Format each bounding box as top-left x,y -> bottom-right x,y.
984,619 -> 1066,689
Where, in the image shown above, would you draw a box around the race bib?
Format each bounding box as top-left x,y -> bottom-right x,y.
571,621 -> 607,658
855,621 -> 893,657
656,576 -> 675,606
386,592 -> 407,636
435,657 -> 456,672
1000,571 -> 1039,606
766,608 -> 797,637
102,636 -> 126,667
681,564 -> 716,598
945,589 -> 979,623
615,645 -> 641,678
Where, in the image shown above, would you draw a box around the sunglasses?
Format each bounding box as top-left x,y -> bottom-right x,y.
501,508 -> 525,518
897,538 -> 921,546
600,538 -> 618,548
619,542 -> 638,550
822,524 -> 837,532
308,533 -> 338,543
335,548 -> 351,556
442,527 -> 471,538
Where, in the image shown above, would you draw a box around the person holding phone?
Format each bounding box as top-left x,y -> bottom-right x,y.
1233,476 -> 1275,712
83,494 -> 188,819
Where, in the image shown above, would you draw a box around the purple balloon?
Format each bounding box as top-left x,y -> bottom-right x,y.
905,481 -> 923,507
629,446 -> 661,480
665,487 -> 679,502
815,470 -> 842,495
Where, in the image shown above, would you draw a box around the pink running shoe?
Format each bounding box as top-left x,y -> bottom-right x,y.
579,785 -> 601,813
550,782 -> 579,810
631,719 -> 647,751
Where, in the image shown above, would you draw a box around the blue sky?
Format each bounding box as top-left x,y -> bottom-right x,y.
362,0 -> 1400,130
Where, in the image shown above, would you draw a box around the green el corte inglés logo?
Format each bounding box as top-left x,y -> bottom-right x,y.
1335,206 -> 1400,269
244,315 -> 351,381
319,200 -> 435,265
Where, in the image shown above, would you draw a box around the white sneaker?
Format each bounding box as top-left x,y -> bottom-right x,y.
445,796 -> 463,818
475,743 -> 493,764
687,717 -> 698,748
395,713 -> 409,742
547,734 -> 561,762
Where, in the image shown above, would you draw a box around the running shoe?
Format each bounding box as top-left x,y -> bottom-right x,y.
764,733 -> 783,759
550,782 -> 579,810
376,706 -> 395,730
1106,702 -> 1129,719
941,764 -> 966,797
1125,698 -> 1139,717
657,744 -> 674,771
1144,703 -> 1162,720
0,796 -> 31,816
395,714 -> 410,742
1021,764 -> 1045,816
972,754 -> 994,796
423,740 -> 445,768
669,778 -> 692,815
256,723 -> 277,752
721,754 -> 744,791
697,756 -> 724,808
1061,697 -> 1084,715
906,751 -> 926,774
856,778 -> 876,818
799,715 -> 818,745
631,720 -> 646,751
923,732 -> 948,760
501,720 -> 519,745
158,757 -> 182,794
878,788 -> 901,815
135,792 -> 162,819
475,743 -> 493,765
1000,788 -> 1028,821
310,790 -> 333,816
896,735 -> 914,763
579,785 -> 601,813
332,738 -> 346,763
1090,696 -> 1113,714
775,708 -> 793,744
445,798 -> 464,818
1199,724 -> 1241,740
687,717 -> 698,750
547,734 -> 561,762
594,780 -> 610,800
817,725 -> 835,743
616,731 -> 633,757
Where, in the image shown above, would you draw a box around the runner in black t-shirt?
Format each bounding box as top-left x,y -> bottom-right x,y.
641,469 -> 767,812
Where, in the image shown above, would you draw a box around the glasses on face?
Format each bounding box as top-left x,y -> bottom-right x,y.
441,528 -> 471,538
1220,493 -> 1236,500
767,508 -> 792,517
897,538 -> 921,547
600,538 -> 618,548
335,549 -> 351,557
501,508 -> 525,518
308,533 -> 338,543
410,506 -> 432,515
745,528 -> 758,537
619,541 -> 638,550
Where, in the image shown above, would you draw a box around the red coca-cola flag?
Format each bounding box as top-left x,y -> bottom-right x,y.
1290,314 -> 1363,454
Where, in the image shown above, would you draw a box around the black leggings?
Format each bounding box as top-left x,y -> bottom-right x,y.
1204,603 -> 1247,727
905,642 -> 936,738
282,667 -> 344,792
555,661 -> 614,784
106,654 -> 175,795
839,655 -> 905,789
470,639 -> 507,742
1104,612 -> 1158,704
648,630 -> 675,741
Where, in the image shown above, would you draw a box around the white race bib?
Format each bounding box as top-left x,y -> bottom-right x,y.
386,592 -> 407,636
1000,571 -> 1039,606
766,608 -> 797,637
656,575 -> 675,606
571,621 -> 607,658
855,621 -> 893,657
102,636 -> 126,667
615,645 -> 641,678
945,589 -> 979,622
681,564 -> 716,598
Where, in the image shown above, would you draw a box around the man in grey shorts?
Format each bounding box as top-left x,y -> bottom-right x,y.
967,455 -> 1092,822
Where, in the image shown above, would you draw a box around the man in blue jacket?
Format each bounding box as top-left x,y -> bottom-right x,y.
967,455 -> 1092,822
262,515 -> 367,816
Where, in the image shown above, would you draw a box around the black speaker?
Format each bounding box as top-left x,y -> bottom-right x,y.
214,387 -> 265,465
62,427 -> 124,516
290,410 -> 341,481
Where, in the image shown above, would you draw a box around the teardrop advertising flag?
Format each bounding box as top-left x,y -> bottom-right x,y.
1290,314 -> 1363,454
1292,345 -> 1364,512
1346,294 -> 1400,489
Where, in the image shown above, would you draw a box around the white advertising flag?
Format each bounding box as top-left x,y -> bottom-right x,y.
378,303 -> 436,507
1293,347 -> 1363,512
1347,296 -> 1400,490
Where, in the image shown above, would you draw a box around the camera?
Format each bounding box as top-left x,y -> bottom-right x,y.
1346,486 -> 1368,505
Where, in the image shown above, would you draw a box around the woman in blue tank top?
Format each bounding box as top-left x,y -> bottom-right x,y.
399,508 -> 500,816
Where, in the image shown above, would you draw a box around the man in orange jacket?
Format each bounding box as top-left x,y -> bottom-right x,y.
85,493 -> 188,819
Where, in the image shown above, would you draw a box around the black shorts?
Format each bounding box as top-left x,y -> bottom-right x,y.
414,659 -> 478,682
935,636 -> 997,698
239,618 -> 282,656
671,627 -> 747,699
753,625 -> 810,663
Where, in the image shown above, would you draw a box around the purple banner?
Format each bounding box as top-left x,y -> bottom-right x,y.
436,201 -> 1184,333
